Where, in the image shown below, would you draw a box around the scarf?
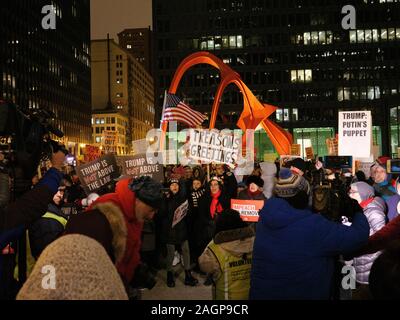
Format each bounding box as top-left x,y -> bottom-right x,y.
360,197 -> 374,209
247,189 -> 263,199
210,190 -> 223,219
191,187 -> 205,208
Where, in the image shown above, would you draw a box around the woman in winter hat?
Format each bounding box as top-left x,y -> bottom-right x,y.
348,182 -> 386,298
159,179 -> 198,287
238,175 -> 267,201
17,234 -> 128,300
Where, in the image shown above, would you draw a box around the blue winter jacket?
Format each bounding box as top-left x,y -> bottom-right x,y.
250,197 -> 369,300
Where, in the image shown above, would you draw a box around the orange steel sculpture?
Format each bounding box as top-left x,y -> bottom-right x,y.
161,51 -> 292,155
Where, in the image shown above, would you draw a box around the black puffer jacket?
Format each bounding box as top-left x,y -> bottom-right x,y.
159,184 -> 189,245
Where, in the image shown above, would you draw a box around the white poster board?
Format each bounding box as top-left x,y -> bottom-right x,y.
338,111 -> 372,159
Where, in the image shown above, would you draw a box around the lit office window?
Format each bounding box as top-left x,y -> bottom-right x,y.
357,30 -> 365,43
381,29 -> 388,41
311,31 -> 319,45
237,35 -> 243,48
292,108 -> 299,121
291,70 -> 297,82
319,31 -> 326,44
350,31 -> 357,43
304,32 -> 311,45
365,30 -> 372,43
222,36 -> 229,48
305,69 -> 312,82
127,44 -> 132,49
276,109 -> 283,122
388,28 -> 396,40
397,28 -> 400,40
229,36 -> 236,48
95,136 -> 101,143
284,108 -> 290,122
326,31 -> 333,44
368,86 -> 375,100
372,29 -> 379,42
207,39 -> 214,49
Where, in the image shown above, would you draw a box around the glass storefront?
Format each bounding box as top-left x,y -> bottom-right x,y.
390,106 -> 400,157
293,127 -> 335,158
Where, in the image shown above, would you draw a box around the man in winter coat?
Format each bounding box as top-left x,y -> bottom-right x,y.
159,179 -> 198,287
348,182 -> 386,298
250,168 -> 370,300
64,176 -> 162,287
0,150 -> 65,300
29,186 -> 69,259
199,209 -> 255,300
214,164 -> 238,200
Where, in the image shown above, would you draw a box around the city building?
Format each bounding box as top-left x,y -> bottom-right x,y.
91,110 -> 129,155
0,0 -> 92,156
153,0 -> 400,157
91,38 -> 155,153
118,27 -> 153,76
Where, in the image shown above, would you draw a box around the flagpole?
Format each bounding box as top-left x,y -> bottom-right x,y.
160,90 -> 168,151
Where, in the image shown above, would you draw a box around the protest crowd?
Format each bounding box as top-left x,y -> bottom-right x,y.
1,148 -> 400,300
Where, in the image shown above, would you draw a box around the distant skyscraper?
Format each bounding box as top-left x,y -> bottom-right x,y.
153,0 -> 400,157
91,38 -> 155,153
0,0 -> 92,155
118,27 -> 153,76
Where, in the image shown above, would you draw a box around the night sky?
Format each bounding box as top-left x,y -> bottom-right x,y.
91,0 -> 152,41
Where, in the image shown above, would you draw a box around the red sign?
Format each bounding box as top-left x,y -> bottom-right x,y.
84,145 -> 101,163
231,199 -> 265,222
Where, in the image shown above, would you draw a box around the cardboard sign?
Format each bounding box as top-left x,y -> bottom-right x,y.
172,200 -> 189,228
231,199 -> 265,222
84,145 -> 101,163
117,154 -> 164,183
187,129 -> 241,165
305,147 -> 314,160
290,144 -> 301,156
338,111 -> 372,158
397,147 -> 400,159
102,130 -> 117,154
326,138 -> 338,156
76,154 -> 119,194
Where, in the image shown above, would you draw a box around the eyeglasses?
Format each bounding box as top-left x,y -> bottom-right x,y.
348,190 -> 358,194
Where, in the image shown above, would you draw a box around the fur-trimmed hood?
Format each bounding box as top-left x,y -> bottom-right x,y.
214,226 -> 255,257
91,202 -> 127,264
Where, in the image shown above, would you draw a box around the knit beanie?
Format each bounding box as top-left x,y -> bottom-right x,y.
275,168 -> 310,198
351,181 -> 375,201
17,234 -> 128,300
129,176 -> 163,209
246,175 -> 264,188
215,209 -> 247,235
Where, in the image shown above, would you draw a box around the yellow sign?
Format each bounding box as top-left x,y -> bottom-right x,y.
305,147 -> 314,160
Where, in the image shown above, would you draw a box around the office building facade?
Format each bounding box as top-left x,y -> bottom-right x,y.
0,0 -> 92,155
153,0 -> 400,157
91,38 -> 155,153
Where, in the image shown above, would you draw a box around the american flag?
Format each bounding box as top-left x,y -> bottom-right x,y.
161,93 -> 207,128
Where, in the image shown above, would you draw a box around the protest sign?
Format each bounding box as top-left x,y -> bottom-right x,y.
338,111 -> 372,158
290,144 -> 301,156
264,152 -> 278,163
102,130 -> 117,154
187,129 -> 241,166
118,154 -> 164,183
76,154 -> 119,194
279,155 -> 302,168
84,145 -> 101,163
356,161 -> 374,179
231,199 -> 265,222
305,146 -> 314,160
326,138 -> 338,156
172,200 -> 189,228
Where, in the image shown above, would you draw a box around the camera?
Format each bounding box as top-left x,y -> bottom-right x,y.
0,101 -> 66,194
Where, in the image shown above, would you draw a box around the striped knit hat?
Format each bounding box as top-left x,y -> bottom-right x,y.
275,168 -> 310,198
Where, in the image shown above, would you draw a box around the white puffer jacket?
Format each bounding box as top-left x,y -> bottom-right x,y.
353,196 -> 386,284
259,162 -> 277,199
